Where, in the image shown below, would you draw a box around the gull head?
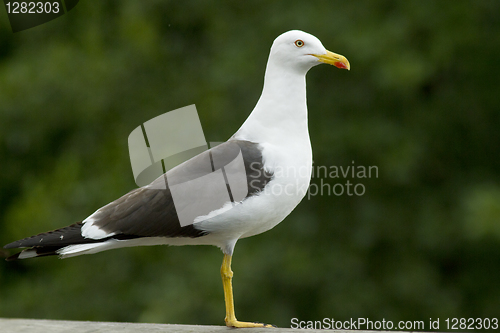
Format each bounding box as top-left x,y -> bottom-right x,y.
268,30 -> 350,73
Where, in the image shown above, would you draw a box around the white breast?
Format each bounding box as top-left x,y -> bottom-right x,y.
195,137 -> 312,241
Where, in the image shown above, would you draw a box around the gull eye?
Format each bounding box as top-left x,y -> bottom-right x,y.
294,40 -> 304,47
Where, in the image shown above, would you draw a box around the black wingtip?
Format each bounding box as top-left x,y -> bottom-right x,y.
5,247 -> 60,261
5,252 -> 21,261
4,242 -> 21,250
3,222 -> 85,250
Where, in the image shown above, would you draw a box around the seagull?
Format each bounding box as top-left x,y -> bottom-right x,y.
4,30 -> 349,328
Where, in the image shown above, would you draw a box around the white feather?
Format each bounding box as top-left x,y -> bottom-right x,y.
18,249 -> 37,259
81,216 -> 116,239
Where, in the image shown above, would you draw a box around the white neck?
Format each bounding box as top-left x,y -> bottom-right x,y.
233,62 -> 310,146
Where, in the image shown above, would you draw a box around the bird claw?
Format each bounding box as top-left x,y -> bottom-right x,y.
226,320 -> 276,328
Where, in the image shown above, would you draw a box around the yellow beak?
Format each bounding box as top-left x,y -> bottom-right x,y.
312,50 -> 350,70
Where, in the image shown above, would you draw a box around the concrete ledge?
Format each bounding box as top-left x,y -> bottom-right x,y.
0,318 -> 396,333
1,319 -> 225,333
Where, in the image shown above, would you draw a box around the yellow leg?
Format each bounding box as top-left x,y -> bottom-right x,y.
221,253 -> 275,328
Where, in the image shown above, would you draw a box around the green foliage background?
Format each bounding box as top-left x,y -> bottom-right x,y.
0,0 -> 499,329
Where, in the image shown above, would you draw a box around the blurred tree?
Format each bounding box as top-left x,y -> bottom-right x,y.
0,0 -> 499,329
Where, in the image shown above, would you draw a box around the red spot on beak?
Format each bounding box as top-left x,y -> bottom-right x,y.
334,61 -> 348,69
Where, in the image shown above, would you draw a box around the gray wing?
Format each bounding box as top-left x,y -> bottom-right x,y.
4,140 -> 274,256
91,139 -> 273,236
